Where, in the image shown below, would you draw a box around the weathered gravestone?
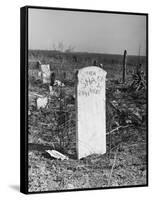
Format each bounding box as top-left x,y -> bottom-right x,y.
76,66 -> 107,159
40,64 -> 51,84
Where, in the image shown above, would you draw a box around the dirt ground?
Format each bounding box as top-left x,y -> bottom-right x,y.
28,87 -> 147,192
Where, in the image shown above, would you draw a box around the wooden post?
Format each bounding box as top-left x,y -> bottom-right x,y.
122,50 -> 127,83
136,63 -> 142,75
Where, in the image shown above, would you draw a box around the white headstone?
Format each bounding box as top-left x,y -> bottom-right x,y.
76,66 -> 107,159
40,64 -> 50,84
37,96 -> 48,109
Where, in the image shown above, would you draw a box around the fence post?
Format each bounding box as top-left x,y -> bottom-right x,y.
122,50 -> 127,83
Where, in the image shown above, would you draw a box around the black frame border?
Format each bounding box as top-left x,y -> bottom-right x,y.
20,5 -> 148,194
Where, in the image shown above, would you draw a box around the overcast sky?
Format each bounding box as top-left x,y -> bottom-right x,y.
28,8 -> 147,56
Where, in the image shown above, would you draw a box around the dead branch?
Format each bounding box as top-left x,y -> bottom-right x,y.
106,125 -> 132,135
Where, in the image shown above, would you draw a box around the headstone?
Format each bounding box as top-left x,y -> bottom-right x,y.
76,66 -> 107,159
40,64 -> 50,84
36,96 -> 48,109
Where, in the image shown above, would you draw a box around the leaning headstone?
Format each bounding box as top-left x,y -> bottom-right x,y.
40,64 -> 50,84
76,66 -> 107,159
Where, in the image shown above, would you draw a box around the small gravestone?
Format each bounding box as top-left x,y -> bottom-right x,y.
40,64 -> 50,84
76,66 -> 107,159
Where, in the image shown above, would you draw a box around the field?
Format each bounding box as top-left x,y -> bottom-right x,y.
28,50 -> 147,192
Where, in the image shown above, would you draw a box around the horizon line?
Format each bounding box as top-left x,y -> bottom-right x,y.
28,49 -> 146,57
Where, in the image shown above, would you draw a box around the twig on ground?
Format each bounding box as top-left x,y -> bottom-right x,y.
106,125 -> 133,135
108,146 -> 119,186
109,142 -> 146,152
